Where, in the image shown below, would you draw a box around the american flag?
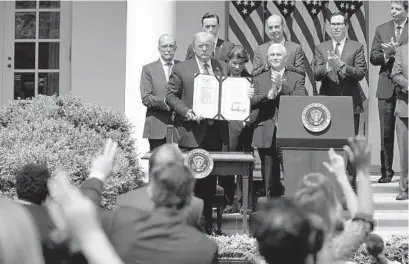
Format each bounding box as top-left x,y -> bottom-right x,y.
228,0 -> 368,98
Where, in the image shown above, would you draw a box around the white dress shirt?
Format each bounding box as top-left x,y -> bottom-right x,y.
394,18 -> 407,41
160,57 -> 175,82
195,56 -> 214,75
332,36 -> 347,57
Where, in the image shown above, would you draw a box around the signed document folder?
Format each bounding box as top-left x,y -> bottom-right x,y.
193,73 -> 251,121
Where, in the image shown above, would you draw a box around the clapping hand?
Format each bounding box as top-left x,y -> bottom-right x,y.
271,71 -> 282,88
186,109 -> 204,124
381,37 -> 398,58
90,138 -> 118,182
343,135 -> 371,173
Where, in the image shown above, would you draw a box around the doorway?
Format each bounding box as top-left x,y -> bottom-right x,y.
1,0 -> 71,105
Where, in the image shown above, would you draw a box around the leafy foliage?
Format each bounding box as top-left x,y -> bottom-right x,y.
0,94 -> 144,209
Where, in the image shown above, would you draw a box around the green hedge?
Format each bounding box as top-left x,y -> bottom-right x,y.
0,94 -> 144,209
210,234 -> 408,264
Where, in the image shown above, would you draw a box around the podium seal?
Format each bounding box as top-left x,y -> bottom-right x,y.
301,103 -> 331,132
184,149 -> 214,179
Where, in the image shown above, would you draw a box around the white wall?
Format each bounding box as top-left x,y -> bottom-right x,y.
368,1 -> 401,172
71,1 -> 127,112
175,1 -> 226,61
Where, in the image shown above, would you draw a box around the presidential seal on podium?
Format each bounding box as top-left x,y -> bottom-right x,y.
184,149 -> 214,179
301,103 -> 331,133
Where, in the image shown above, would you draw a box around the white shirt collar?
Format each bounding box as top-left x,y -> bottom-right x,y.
332,36 -> 347,47
271,67 -> 286,77
195,56 -> 213,75
270,38 -> 286,46
394,18 -> 407,29
160,57 -> 174,66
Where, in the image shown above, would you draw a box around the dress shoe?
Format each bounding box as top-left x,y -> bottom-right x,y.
396,192 -> 408,200
215,229 -> 227,236
378,176 -> 392,183
205,227 -> 218,236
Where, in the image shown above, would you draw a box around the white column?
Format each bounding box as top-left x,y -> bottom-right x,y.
125,0 -> 176,173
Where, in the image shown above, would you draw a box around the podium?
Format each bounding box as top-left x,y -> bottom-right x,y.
276,96 -> 355,198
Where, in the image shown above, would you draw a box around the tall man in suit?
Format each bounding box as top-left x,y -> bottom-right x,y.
116,144 -> 205,229
252,14 -> 306,76
141,34 -> 179,151
391,43 -> 408,200
166,32 -> 229,235
313,12 -> 367,188
251,43 -> 307,198
370,1 -> 408,183
185,13 -> 235,62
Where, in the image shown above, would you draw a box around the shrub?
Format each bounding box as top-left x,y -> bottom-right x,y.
0,94 -> 144,209
210,233 -> 408,264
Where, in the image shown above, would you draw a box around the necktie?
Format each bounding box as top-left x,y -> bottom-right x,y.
203,63 -> 210,75
335,42 -> 341,57
396,26 -> 401,42
165,63 -> 173,81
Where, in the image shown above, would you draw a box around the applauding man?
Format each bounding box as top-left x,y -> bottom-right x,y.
250,43 -> 307,199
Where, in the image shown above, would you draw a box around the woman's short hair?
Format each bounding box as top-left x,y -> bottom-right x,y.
295,173 -> 339,233
252,197 -> 324,264
15,163 -> 51,204
0,198 -> 44,264
150,162 -> 195,210
227,45 -> 250,63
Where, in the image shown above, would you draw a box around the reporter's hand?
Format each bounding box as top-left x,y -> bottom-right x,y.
323,148 -> 348,182
248,84 -> 255,98
343,135 -> 371,173
186,109 -> 195,121
90,138 -> 118,182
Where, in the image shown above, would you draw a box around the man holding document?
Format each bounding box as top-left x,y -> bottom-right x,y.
250,43 -> 307,199
165,32 -> 229,235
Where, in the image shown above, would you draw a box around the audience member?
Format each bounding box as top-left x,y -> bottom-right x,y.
0,197 -> 45,264
252,197 -> 325,264
116,144 -> 204,230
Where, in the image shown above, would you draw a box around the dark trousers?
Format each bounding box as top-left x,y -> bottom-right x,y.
180,122 -> 224,229
218,126 -> 254,205
148,138 -> 167,151
378,98 -> 396,178
347,114 -> 361,186
257,128 -> 281,198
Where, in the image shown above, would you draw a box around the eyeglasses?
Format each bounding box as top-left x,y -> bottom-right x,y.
330,23 -> 346,27
230,61 -> 246,66
160,45 -> 176,50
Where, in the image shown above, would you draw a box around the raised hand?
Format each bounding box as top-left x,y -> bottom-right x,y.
90,138 -> 118,181
323,148 -> 348,182
343,135 -> 371,173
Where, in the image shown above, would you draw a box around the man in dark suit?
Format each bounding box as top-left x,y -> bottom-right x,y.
141,34 -> 179,151
250,43 -> 307,198
370,1 -> 408,183
313,12 -> 367,188
116,144 -> 204,230
80,142 -> 218,264
185,13 -> 234,62
252,14 -> 306,77
166,32 -> 229,234
392,43 -> 408,200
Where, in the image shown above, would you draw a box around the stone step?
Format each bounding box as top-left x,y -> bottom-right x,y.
373,194 -> 409,210
372,180 -> 402,194
374,211 -> 409,228
372,226 -> 409,239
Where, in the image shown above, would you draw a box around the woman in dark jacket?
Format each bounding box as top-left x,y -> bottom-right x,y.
219,46 -> 255,213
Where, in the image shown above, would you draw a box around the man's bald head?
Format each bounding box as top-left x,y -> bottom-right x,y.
266,14 -> 285,43
149,144 -> 184,173
158,34 -> 177,62
193,32 -> 215,62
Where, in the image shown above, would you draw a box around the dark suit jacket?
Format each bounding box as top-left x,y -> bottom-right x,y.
165,58 -> 230,148
314,39 -> 367,110
102,206 -> 218,264
392,43 -> 408,118
370,20 -> 408,99
140,59 -> 180,139
252,40 -> 306,76
116,186 -> 204,231
185,38 -> 235,62
250,70 -> 307,149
